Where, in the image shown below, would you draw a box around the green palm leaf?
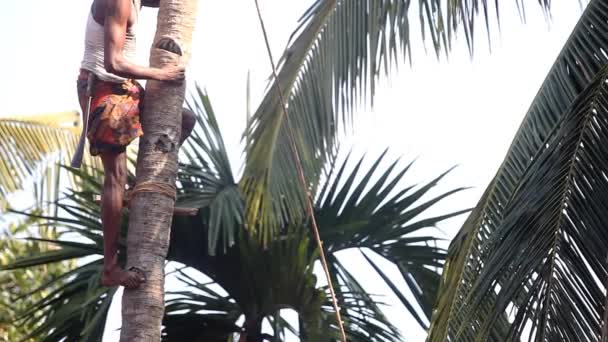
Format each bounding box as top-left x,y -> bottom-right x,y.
0,216 -> 75,342
427,1 -> 608,340
1,164 -> 125,342
240,0 -> 552,244
321,257 -> 403,342
179,86 -> 242,255
0,114 -> 74,189
315,151 -> 467,331
163,270 -> 241,341
2,198 -> 111,342
5,162 -> 213,341
450,64 -> 608,340
0,112 -> 102,211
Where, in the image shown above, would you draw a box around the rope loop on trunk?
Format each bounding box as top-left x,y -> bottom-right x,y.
126,181 -> 177,203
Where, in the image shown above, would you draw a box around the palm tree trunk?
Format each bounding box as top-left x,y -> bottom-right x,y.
119,1 -> 197,341
242,316 -> 263,342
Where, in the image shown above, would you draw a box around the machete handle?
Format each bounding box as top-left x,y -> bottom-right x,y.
71,73 -> 96,168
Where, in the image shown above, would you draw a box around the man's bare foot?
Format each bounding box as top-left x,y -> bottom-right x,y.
101,265 -> 145,289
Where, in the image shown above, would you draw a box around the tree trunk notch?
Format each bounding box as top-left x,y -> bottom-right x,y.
120,1 -> 197,341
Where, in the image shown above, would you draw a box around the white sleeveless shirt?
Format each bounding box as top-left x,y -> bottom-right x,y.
80,0 -> 140,83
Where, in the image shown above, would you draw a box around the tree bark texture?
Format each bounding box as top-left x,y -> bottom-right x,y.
120,1 -> 197,341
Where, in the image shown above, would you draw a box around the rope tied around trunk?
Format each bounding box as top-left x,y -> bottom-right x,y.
126,181 -> 177,204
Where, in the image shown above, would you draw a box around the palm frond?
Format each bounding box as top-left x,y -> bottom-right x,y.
163,270 -> 241,341
3,159 -> 229,341
320,256 -> 403,342
427,1 -> 607,340
0,112 -> 100,202
0,215 -> 75,342
179,86 -> 242,255
1,164 -> 121,342
240,0 -> 552,244
446,64 -> 608,341
268,313 -> 299,342
19,261 -> 115,342
315,152 -> 467,330
3,200 -> 110,341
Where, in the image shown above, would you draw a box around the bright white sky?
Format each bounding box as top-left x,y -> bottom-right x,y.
0,0 -> 587,341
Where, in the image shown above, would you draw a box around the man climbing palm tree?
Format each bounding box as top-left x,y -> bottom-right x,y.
76,0 -> 195,289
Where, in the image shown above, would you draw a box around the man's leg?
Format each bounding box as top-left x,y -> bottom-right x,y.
99,150 -> 145,288
179,108 -> 196,146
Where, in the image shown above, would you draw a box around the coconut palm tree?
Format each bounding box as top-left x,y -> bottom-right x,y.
119,0 -> 198,340
427,0 -> 608,340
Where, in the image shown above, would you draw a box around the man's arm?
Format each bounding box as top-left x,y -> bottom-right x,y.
104,0 -> 183,81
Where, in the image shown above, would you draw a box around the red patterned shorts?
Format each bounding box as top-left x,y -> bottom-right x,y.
77,69 -> 144,156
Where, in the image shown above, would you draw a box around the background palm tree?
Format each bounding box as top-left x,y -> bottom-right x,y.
0,113 -> 84,341
427,0 -> 608,340
0,111 -> 101,212
0,216 -> 74,342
